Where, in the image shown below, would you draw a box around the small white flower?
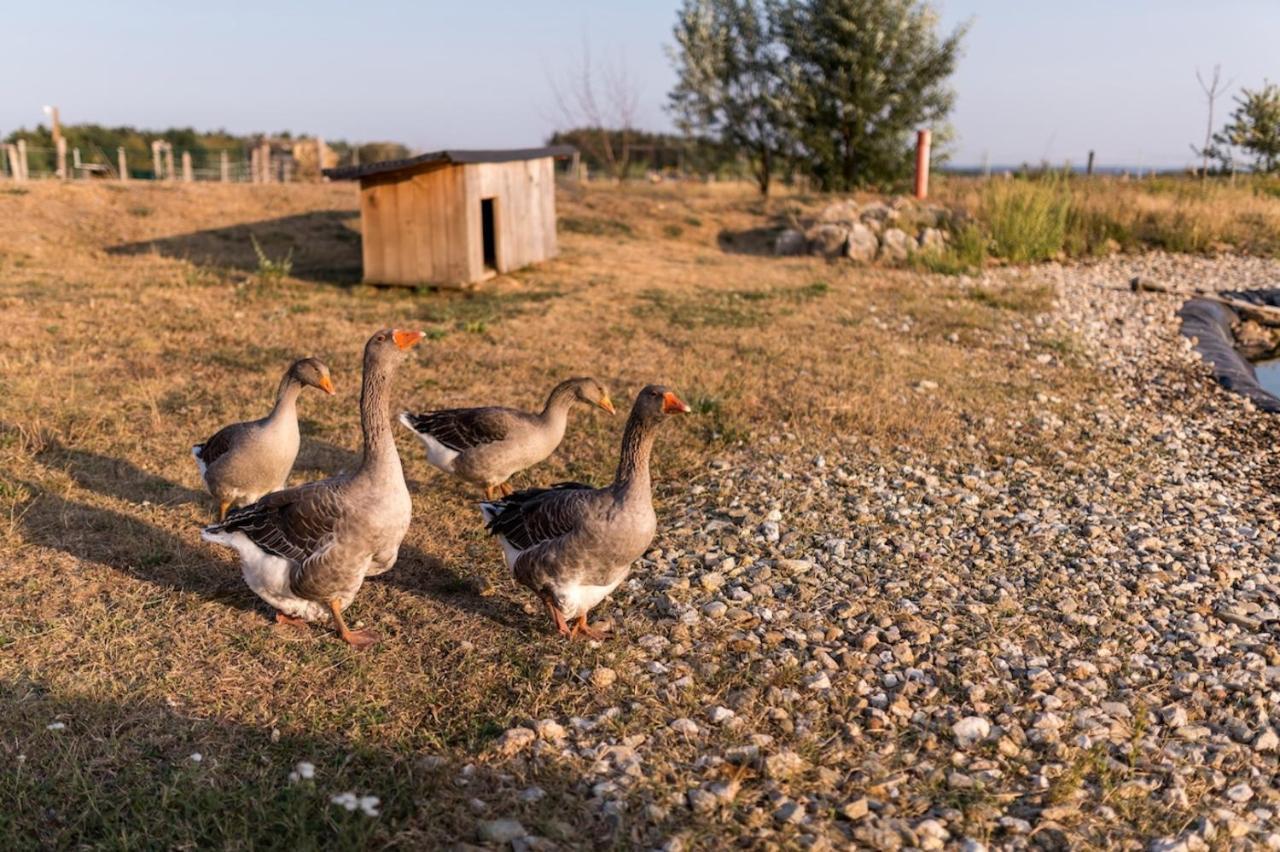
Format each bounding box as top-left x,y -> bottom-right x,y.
189,753 -> 203,763
358,795 -> 380,817
46,722 -> 66,731
330,792 -> 358,811
295,761 -> 315,780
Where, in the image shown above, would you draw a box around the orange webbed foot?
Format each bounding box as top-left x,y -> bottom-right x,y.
570,615 -> 607,641
275,611 -> 309,630
341,628 -> 381,649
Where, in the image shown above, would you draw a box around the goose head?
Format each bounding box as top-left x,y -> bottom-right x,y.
632,384 -> 691,422
289,357 -> 336,395
567,376 -> 617,414
364,327 -> 425,369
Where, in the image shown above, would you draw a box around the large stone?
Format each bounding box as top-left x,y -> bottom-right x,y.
845,223 -> 879,263
774,228 -> 806,256
477,819 -> 527,844
918,227 -> 947,254
879,228 -> 915,262
818,199 -> 860,223
806,224 -> 849,258
860,201 -> 898,227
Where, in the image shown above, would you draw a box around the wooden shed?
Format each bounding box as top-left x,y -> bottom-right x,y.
324,146 -> 575,287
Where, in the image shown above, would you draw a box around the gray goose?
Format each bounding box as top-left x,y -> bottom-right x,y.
400,377 -> 615,499
201,328 -> 424,647
193,357 -> 335,520
480,385 -> 690,639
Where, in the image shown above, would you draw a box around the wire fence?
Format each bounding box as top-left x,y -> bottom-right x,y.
1,142 -> 324,183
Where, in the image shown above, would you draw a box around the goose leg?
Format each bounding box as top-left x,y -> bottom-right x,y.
328,598 -> 379,649
275,611 -> 309,630
499,481 -> 514,497
485,485 -> 498,500
540,591 -> 572,637
218,500 -> 231,521
570,613 -> 607,641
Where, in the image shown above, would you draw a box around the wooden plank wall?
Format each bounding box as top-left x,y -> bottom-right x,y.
358,163 -> 469,286
358,156 -> 558,286
465,158 -> 557,279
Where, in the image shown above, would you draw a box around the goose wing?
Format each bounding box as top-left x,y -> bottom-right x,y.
193,421 -> 249,468
481,482 -> 597,551
205,479 -> 342,564
400,407 -> 517,451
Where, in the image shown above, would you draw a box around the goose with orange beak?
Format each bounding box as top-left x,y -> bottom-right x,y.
400,377 -> 616,499
203,328 -> 424,648
193,357 -> 336,521
480,385 -> 690,640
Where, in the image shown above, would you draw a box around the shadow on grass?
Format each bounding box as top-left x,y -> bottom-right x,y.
36,441 -> 206,509
0,682 -> 615,848
16,485 -> 255,615
106,210 -> 363,285
716,224 -> 786,256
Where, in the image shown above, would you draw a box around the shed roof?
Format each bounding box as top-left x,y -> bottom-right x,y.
323,145 -> 577,181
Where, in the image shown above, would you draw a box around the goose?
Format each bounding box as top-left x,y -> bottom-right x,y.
399,377 -> 615,499
193,357 -> 335,520
480,385 -> 690,639
201,328 -> 424,647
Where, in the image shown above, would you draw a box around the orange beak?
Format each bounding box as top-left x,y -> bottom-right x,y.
662,392 -> 691,414
598,395 -> 617,415
318,375 -> 336,395
392,329 -> 425,350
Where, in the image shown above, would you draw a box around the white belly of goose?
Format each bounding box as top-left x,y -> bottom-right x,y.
399,414 -> 460,472
192,445 -> 208,479
560,579 -> 623,619
201,529 -> 329,622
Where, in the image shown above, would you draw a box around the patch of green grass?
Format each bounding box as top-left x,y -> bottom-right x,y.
250,235 -> 293,284
3,187 -> 29,196
127,205 -> 152,217
662,224 -> 684,238
913,224 -> 989,275
982,178 -> 1071,263
967,282 -> 1054,314
558,216 -> 633,238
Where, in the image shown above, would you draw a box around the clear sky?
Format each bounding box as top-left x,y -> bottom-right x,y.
2,0 -> 1275,169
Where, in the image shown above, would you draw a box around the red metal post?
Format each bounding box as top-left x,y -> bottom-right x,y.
914,130 -> 932,200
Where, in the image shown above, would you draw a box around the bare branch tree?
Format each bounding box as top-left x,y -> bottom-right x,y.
548,38 -> 641,180
1193,64 -> 1233,179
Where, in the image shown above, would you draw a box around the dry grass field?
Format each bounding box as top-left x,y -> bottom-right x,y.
9,178 -> 1276,849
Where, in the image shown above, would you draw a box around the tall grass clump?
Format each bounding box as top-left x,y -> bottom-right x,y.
981,178 -> 1071,263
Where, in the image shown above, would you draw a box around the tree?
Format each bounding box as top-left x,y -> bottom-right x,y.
1215,81 -> 1280,173
1191,65 -> 1232,179
549,41 -> 641,180
667,0 -> 790,195
779,0 -> 966,191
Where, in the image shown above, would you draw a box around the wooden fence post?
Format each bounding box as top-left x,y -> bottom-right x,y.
152,141 -> 162,179
164,144 -> 175,182
182,151 -> 193,182
17,140 -> 29,181
220,150 -> 230,182
1086,150 -> 1095,176
6,145 -> 21,181
72,147 -> 81,178
56,138 -> 68,180
118,147 -> 128,181
913,129 -> 931,200
250,148 -> 260,184
259,142 -> 271,183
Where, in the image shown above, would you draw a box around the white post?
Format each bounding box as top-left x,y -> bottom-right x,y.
182,150 -> 193,182
17,140 -> 29,180
118,147 -> 128,181
164,143 -> 175,182
56,138 -> 68,180
220,150 -> 229,182
152,140 -> 163,179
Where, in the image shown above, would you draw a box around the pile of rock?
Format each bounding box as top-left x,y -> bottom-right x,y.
774,198 -> 952,263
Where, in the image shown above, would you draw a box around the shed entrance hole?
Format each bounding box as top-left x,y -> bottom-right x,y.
481,198 -> 497,271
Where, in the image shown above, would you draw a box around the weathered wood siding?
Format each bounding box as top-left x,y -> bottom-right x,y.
357,156 -> 557,287
358,162 -> 469,286
464,158 -> 558,281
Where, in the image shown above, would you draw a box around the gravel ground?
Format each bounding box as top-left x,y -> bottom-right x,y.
475,254 -> 1280,851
